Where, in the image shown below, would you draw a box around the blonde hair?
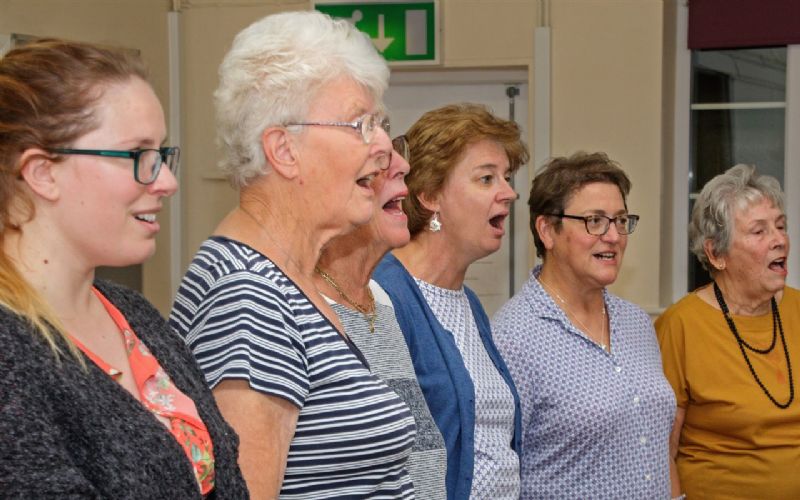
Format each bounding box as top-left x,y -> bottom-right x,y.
0,39 -> 147,359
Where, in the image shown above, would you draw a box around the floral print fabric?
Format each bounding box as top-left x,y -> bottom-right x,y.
69,288 -> 215,495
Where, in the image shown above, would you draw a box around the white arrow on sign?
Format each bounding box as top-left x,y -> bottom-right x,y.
371,14 -> 394,52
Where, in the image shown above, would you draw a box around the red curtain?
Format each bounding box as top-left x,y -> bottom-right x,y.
688,0 -> 800,49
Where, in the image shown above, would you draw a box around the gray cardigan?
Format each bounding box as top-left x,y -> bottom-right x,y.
0,280 -> 248,499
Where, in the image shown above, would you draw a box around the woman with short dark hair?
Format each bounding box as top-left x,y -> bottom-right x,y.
493,151 -> 675,498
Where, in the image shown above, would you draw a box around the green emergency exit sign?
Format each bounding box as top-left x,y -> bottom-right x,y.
314,1 -> 439,64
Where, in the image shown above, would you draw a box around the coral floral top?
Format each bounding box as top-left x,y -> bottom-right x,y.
69,288 -> 215,495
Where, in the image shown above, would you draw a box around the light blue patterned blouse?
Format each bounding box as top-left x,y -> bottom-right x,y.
492,266 -> 675,499
416,279 -> 520,500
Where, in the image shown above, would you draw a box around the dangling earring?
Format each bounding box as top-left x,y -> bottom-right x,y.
428,211 -> 442,232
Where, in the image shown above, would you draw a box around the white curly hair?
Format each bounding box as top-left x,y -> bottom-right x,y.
214,10 -> 390,188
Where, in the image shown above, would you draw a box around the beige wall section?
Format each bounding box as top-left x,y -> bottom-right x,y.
179,0 -> 305,270
0,0 -> 176,313
443,0 -> 537,67
660,0 -> 679,309
549,0 -> 664,312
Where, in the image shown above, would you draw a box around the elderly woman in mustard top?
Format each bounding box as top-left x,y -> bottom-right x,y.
656,164 -> 800,499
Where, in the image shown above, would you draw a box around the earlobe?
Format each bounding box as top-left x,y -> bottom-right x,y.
18,149 -> 60,201
262,127 -> 299,180
704,239 -> 726,271
417,191 -> 440,213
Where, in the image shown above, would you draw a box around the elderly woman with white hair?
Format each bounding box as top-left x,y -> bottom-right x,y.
170,11 -> 416,499
656,164 -> 800,499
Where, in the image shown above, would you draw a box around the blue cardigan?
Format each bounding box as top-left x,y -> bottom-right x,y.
374,253 -> 522,500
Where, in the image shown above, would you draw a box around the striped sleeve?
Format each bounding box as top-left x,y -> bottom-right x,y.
170,241 -> 309,408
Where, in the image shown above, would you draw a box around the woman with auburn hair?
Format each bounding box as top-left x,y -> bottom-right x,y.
375,103 -> 527,499
0,40 -> 246,498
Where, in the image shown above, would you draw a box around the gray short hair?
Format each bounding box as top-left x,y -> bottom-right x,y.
214,10 -> 390,188
689,164 -> 785,271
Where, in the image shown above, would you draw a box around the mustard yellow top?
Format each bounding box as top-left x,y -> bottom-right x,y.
655,287 -> 800,499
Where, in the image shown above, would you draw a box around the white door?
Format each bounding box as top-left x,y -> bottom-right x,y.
384,69 -> 530,317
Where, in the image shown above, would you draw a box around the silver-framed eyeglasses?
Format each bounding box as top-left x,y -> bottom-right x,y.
49,147 -> 180,185
285,113 -> 390,144
546,213 -> 640,235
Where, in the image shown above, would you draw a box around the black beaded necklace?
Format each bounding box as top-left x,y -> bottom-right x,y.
712,281 -> 794,409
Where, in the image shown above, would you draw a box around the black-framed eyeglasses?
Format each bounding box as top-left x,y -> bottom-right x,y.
49,147 -> 180,185
546,213 -> 640,235
392,135 -> 409,161
285,113 -> 390,144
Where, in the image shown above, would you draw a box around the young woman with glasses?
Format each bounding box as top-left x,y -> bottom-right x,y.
492,151 -> 675,498
0,39 -> 247,498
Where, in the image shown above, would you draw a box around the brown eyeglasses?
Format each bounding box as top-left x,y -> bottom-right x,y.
392,135 -> 410,161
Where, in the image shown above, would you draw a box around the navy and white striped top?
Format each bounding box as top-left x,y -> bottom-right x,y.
170,236 -> 416,499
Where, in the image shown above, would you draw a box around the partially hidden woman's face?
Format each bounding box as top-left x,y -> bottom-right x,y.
366,149 -> 410,250
545,182 -> 628,289
53,77 -> 177,268
295,76 -> 392,233
718,197 -> 788,298
434,138 -> 516,264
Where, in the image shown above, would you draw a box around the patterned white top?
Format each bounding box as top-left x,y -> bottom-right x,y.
492,266 -> 675,499
170,237 -> 416,499
325,281 -> 448,500
416,278 -> 520,499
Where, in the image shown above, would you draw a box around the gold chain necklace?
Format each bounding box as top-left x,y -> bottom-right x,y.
539,277 -> 609,351
238,207 -> 358,343
315,267 -> 377,333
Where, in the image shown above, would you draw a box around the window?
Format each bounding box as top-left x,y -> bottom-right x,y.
688,47 -> 787,290
666,1 -> 800,304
